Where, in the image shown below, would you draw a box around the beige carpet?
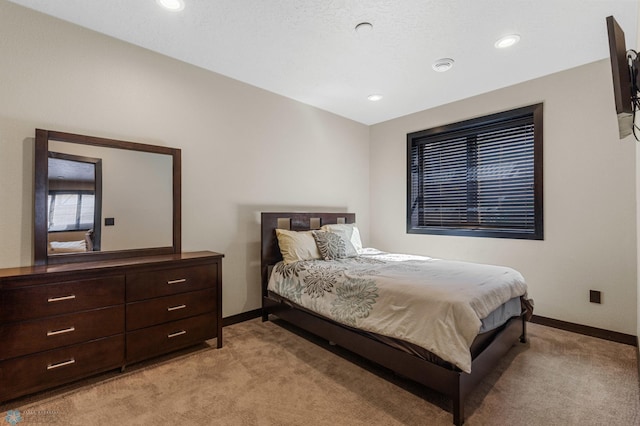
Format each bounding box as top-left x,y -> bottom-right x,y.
1,319 -> 638,425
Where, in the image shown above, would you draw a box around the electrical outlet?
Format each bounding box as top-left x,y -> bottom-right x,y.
589,290 -> 601,304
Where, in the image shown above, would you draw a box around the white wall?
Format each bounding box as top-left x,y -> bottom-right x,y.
0,1 -> 370,317
370,60 -> 637,335
636,3 -> 640,341
637,135 -> 640,339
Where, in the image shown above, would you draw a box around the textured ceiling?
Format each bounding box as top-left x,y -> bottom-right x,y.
7,0 -> 639,125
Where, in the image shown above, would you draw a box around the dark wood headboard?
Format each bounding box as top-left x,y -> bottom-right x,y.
260,212 -> 356,297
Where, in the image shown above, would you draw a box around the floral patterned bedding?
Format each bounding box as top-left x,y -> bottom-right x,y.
267,249 -> 527,373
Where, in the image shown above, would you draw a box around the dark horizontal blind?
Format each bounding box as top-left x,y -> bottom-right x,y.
475,118 -> 535,230
408,105 -> 542,239
415,136 -> 468,226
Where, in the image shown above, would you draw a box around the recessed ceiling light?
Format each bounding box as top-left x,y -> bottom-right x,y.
495,34 -> 520,49
367,94 -> 383,101
355,22 -> 373,34
432,58 -> 454,73
156,0 -> 185,11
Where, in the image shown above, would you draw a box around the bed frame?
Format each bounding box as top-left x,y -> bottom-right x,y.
261,212 -> 527,425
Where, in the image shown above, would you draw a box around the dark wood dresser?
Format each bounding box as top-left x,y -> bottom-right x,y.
0,251 -> 223,402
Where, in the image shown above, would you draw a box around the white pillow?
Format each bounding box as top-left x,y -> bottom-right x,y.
49,240 -> 87,253
275,229 -> 322,264
320,223 -> 363,255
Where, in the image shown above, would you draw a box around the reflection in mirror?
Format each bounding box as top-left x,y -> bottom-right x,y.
47,152 -> 102,254
48,141 -> 173,254
34,129 -> 181,266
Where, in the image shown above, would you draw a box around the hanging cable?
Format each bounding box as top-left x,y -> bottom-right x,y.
627,50 -> 640,141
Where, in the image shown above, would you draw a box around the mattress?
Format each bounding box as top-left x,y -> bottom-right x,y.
267,249 -> 529,373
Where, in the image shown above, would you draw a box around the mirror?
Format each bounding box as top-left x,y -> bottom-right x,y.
48,151 -> 103,253
34,129 -> 181,265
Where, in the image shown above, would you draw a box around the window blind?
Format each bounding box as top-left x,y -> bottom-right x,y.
407,104 -> 543,240
48,191 -> 95,232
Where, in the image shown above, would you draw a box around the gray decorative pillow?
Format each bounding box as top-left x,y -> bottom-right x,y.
312,231 -> 348,260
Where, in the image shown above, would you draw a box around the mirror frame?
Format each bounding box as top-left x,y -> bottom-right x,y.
34,129 -> 181,265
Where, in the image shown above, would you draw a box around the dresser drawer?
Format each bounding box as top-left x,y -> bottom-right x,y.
0,275 -> 125,322
126,264 -> 216,302
126,312 -> 216,363
0,306 -> 124,360
126,288 -> 216,331
0,334 -> 124,401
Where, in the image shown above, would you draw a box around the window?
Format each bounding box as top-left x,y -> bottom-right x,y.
407,103 -> 543,240
48,191 -> 95,232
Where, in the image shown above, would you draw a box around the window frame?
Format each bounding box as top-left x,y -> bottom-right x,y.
406,103 -> 544,240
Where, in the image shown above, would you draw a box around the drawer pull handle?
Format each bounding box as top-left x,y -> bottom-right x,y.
47,358 -> 75,370
48,295 -> 76,303
167,278 -> 187,285
167,304 -> 187,312
47,326 -> 75,336
168,330 -> 187,338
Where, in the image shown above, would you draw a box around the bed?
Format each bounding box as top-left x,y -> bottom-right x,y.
47,229 -> 94,253
261,213 -> 532,425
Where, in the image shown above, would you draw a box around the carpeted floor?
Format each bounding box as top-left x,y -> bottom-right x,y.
1,319 -> 638,425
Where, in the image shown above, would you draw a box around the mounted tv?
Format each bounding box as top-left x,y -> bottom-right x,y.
606,15 -> 638,139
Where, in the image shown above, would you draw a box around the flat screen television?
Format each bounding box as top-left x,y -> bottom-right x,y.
606,15 -> 636,139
